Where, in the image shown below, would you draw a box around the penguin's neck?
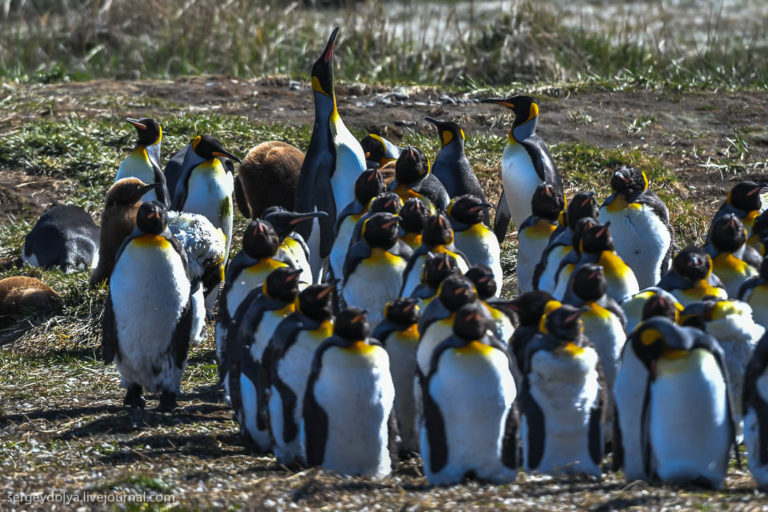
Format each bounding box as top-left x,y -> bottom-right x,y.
511,116 -> 538,143
313,91 -> 335,136
145,140 -> 162,168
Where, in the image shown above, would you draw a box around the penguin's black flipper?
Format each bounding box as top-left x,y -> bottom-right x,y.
400,246 -> 430,296
391,239 -> 414,262
218,250 -> 256,327
520,381 -> 545,469
598,295 -> 628,331
372,320 -> 398,347
163,144 -> 188,200
172,298 -> 194,369
521,135 -> 562,194
494,192 -> 512,243
101,295 -> 117,364
738,276 -> 762,301
342,241 -> 372,284
656,270 -> 692,292
637,190 -> 671,225
151,160 -> 171,208
744,332 -> 768,464
744,245 -> 763,269
303,338 -> 333,467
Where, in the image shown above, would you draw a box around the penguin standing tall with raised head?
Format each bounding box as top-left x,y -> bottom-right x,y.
481,95 -> 563,241
114,117 -> 169,205
517,183 -> 565,293
102,201 -> 205,411
294,28 -> 367,283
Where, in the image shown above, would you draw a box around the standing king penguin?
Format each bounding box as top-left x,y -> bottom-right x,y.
707,213 -> 761,297
388,146 -> 450,214
114,117 -> 169,205
517,183 -> 565,293
657,246 -> 728,306
743,329 -> 768,489
102,201 -> 205,411
739,256 -> 768,328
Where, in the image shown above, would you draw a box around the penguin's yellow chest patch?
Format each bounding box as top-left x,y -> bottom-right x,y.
401,232 -> 422,249
133,234 -> 171,249
129,146 -> 150,164
598,250 -> 631,277
605,195 -> 643,213
314,319 -> 334,339
454,340 -> 493,356
274,303 -> 296,317
464,223 -> 491,239
398,323 -> 420,342
744,210 -> 759,233
557,341 -> 585,358
585,302 -> 612,320
367,247 -> 402,266
342,340 -> 378,355
526,219 -> 558,239
656,347 -> 706,376
713,252 -> 752,277
245,258 -> 286,275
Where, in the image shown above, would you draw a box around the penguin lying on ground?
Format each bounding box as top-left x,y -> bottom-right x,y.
517,183 -> 565,293
398,198 -> 429,252
707,213 -> 761,297
102,201 -> 205,411
24,204 -> 99,274
388,146 -> 449,214
0,276 -> 62,324
657,246 -> 728,306
743,329 -> 768,490
302,307 -> 396,477
420,302 -> 517,484
114,117 -> 169,205
739,256 -> 768,328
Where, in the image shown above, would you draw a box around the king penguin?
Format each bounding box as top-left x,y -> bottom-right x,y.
598,166 -> 673,288
420,302 -> 518,485
620,286 -> 683,333
341,212 -> 413,326
707,213 -> 761,297
373,297 -> 421,454
294,27 -> 367,283
388,146 -> 450,214
114,117 -> 169,205
739,256 -> 768,328
657,246 -> 728,306
517,183 -> 565,293
425,116 -> 489,224
481,95 -> 563,241
23,204 -> 100,274
347,192 -> 404,249
398,198 -> 429,252
503,290 -> 561,380
261,207 -> 327,289
709,181 -> 767,252
360,133 -> 403,170
742,329 -> 768,489
447,195 -> 502,297
465,265 -> 515,343
263,281 -> 336,465
102,201 -> 205,411
409,252 -> 461,310
302,307 -> 396,477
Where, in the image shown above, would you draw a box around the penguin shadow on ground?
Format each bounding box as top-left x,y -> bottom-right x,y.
0,309 -> 65,345
98,430 -> 246,466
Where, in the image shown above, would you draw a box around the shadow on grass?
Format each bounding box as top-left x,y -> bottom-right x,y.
100,430 -> 245,465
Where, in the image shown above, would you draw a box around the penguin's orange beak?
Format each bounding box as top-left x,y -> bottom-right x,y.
126,118 -> 147,130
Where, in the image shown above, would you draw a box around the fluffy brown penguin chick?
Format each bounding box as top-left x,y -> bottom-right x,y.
234,141 -> 304,219
89,178 -> 156,288
0,276 -> 62,320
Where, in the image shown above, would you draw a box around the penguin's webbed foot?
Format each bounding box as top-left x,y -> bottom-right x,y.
156,391 -> 178,412
123,384 -> 145,409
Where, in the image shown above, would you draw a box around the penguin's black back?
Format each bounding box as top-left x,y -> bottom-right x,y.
24,205 -> 99,272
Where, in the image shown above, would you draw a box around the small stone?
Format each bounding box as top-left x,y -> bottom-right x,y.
288,80 -> 301,91
395,120 -> 416,127
439,94 -> 457,104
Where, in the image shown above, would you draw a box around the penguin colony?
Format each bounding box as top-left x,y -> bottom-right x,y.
9,26 -> 768,490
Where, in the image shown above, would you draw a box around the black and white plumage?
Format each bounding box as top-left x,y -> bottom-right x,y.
114,117 -> 169,205
517,183 -> 564,293
657,246 -> 728,306
739,256 -> 768,328
261,206 -> 327,288
23,205 -> 99,273
743,329 -> 768,489
707,213 -> 761,297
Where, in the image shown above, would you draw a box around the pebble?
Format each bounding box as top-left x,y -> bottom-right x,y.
395,120 -> 416,127
393,87 -> 409,101
440,94 -> 457,104
288,80 -> 301,91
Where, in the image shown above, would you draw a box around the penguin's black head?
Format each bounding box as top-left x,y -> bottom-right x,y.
362,212 -> 400,249
126,117 -> 161,146
571,217 -> 600,254
727,181 -> 766,212
298,281 -> 337,322
437,274 -> 478,312
422,213 -> 454,245
531,183 -> 565,221
632,317 -> 695,371
453,302 -> 492,342
421,252 -> 460,289
505,291 -> 559,327
710,213 -> 747,253
399,198 -> 429,234
641,293 -> 681,323
566,191 -> 598,228
448,194 -> 492,226
481,95 -> 539,128
425,117 -> 465,148
105,178 -> 158,208
761,256 -> 768,280
311,27 -> 338,99
191,134 -> 242,163
334,307 -> 371,341
264,266 -> 302,303
395,146 -> 430,185
465,265 -> 497,300
368,192 -> 403,215
384,297 -> 421,327
543,304 -> 584,342
242,219 -> 280,259
672,246 -> 712,281
262,208 -> 327,240
360,135 -> 386,163
610,166 -> 648,196
580,222 -> 614,254
571,263 -> 606,302
354,169 -> 386,206
136,200 -> 168,235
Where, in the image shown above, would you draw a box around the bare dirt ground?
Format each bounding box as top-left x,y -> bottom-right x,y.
2,77 -> 768,510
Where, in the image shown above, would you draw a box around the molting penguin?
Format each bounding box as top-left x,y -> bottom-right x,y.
519,304 -> 603,477
465,265 -> 515,343
23,204 -> 99,274
262,207 -> 327,288
620,286 -> 682,334
420,302 -> 517,485
709,180 -> 767,251
503,290 -> 561,379
102,201 -> 205,411
630,317 -> 736,488
263,281 -> 336,465
360,133 -> 403,170
234,141 -> 304,219
398,198 -> 429,252
517,183 -> 565,293
388,146 -> 449,214
481,95 -> 563,241
425,116 -> 489,224
742,330 -> 768,489
89,179 -> 158,287
707,213 -> 761,297
598,166 -> 673,288
341,212 -> 413,326
0,276 -> 62,324
657,246 -> 728,306
302,307 -> 396,477
447,195 -> 502,297
400,213 -> 470,298
739,256 -> 768,328
114,117 -> 169,205
228,266 -> 302,451
373,297 -> 421,454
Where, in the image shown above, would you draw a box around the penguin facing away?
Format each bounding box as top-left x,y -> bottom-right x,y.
302,307 -> 396,477
23,204 -> 100,274
620,286 -> 682,334
420,302 -> 518,484
388,146 -> 450,214
360,133 -> 403,170
262,207 -> 327,288
739,256 -> 768,328
114,117 -> 169,205
409,252 -> 461,310
548,216 -> 600,299
102,201 -> 205,412
517,183 -> 565,293
707,213 -> 761,297
465,265 -> 515,343
347,192 -> 404,250
709,180 -> 767,251
398,198 -> 430,252
657,246 -> 728,306
742,329 -> 768,489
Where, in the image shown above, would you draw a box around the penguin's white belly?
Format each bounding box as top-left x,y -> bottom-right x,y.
226,268 -> 273,319
614,344 -> 649,481
744,372 -> 768,489
744,285 -> 768,328
552,262 -> 575,300
454,228 -> 503,298
422,344 -> 516,484
115,153 -> 158,202
305,345 -> 394,477
526,348 -> 601,476
240,372 -> 270,450
183,170 -> 234,255
599,205 -> 671,289
307,215 -> 324,284
343,255 -> 407,326
111,240 -> 190,393
517,229 -> 552,293
402,253 -> 469,298
581,310 -> 625,393
649,349 -> 730,489
385,331 -> 420,451
251,310 -> 290,362
416,319 -> 454,376
278,235 -> 311,288
329,215 -> 358,280
331,121 -> 366,220
501,144 -> 543,229
537,245 -> 570,293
